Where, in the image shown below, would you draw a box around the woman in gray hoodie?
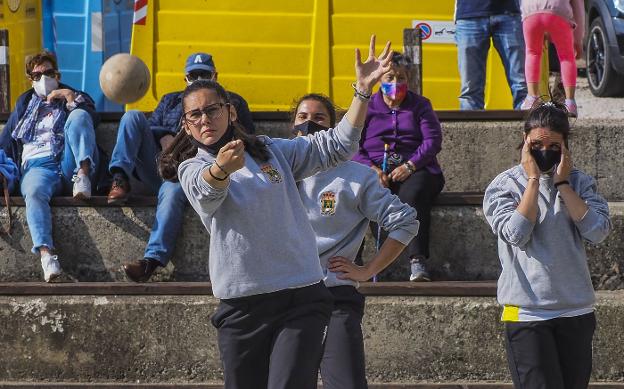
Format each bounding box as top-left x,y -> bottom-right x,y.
159,36 -> 392,389
292,93 -> 419,389
483,101 -> 611,388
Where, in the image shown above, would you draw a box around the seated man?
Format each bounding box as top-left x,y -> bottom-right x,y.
0,51 -> 100,282
106,52 -> 255,282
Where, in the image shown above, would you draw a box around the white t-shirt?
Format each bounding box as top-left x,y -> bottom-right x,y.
22,103 -> 56,164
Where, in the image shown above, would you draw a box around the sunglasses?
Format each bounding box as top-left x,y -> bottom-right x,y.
29,69 -> 59,81
185,70 -> 214,82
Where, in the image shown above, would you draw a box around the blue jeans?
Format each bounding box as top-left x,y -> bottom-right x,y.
109,110 -> 187,265
21,109 -> 99,254
456,14 -> 527,110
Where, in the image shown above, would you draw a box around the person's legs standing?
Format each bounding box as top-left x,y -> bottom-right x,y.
555,313 -> 596,389
505,320 -> 565,389
521,13 -> 547,106
455,17 -> 491,110
320,286 -> 368,389
491,14 -> 527,110
543,14 -> 578,114
267,282 -> 333,389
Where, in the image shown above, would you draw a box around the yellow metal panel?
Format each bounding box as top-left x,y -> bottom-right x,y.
0,0 -> 42,110
129,0 -> 547,112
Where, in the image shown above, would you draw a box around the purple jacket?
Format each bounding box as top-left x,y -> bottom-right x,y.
352,90 -> 443,175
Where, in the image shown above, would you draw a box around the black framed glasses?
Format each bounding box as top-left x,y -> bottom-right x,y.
183,103 -> 228,126
29,68 -> 59,81
185,70 -> 214,82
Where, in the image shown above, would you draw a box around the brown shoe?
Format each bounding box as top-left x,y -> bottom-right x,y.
107,174 -> 130,204
123,259 -> 161,282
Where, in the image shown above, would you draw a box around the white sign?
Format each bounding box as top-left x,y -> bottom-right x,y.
411,20 -> 456,44
0,47 -> 7,66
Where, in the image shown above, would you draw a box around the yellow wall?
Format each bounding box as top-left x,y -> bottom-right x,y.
130,0 -> 544,112
0,0 -> 42,110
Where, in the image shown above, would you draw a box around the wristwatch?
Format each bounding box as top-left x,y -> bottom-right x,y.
404,161 -> 416,174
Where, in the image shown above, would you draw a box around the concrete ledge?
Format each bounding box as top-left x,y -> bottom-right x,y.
1,204 -> 622,288
0,384 -> 623,388
2,118 -> 623,199
0,292 -> 622,382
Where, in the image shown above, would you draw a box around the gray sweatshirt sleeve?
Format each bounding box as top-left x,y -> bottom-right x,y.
574,174 -> 611,244
275,116 -> 361,181
178,158 -> 229,218
358,170 -> 420,246
483,173 -> 535,247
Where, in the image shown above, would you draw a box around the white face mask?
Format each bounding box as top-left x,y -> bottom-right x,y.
33,75 -> 59,97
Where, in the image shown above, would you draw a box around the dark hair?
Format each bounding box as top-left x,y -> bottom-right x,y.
158,80 -> 270,181
390,51 -> 413,69
26,51 -> 59,77
519,100 -> 571,149
290,93 -> 337,127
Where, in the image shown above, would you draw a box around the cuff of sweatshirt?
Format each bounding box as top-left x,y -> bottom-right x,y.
574,208 -> 602,235
388,228 -> 416,247
506,210 -> 535,242
335,116 -> 361,147
197,164 -> 230,196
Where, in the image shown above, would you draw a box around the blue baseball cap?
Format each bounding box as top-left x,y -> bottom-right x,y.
185,53 -> 216,74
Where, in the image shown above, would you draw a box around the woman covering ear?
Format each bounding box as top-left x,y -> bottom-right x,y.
483,101 -> 611,388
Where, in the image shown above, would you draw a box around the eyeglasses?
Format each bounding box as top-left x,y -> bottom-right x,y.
183,103 -> 228,125
29,69 -> 59,81
185,70 -> 214,82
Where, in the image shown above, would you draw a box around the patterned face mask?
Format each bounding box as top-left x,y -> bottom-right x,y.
380,82 -> 408,101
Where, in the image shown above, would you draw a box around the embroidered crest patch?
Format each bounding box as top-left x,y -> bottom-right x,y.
320,191 -> 337,216
260,163 -> 283,183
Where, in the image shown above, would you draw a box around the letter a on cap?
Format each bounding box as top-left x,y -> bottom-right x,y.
194,55 -> 203,64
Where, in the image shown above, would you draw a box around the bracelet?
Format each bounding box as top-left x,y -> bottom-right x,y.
403,162 -> 416,174
527,177 -> 539,181
554,180 -> 570,188
351,82 -> 372,101
214,161 -> 229,176
208,165 -> 228,181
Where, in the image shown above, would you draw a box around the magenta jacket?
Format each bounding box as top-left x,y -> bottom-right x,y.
352,90 -> 443,175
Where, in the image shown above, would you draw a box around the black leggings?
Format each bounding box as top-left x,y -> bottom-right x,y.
371,169 -> 444,259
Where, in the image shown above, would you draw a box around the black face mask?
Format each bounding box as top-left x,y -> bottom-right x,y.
190,123 -> 235,155
530,148 -> 561,172
292,120 -> 329,136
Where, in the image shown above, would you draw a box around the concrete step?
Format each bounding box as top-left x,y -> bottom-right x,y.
0,198 -> 622,289
0,384 -> 622,388
1,116 -> 623,200
1,289 -> 622,383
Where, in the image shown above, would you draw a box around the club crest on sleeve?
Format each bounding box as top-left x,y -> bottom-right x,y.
320,191 -> 337,216
260,163 -> 283,183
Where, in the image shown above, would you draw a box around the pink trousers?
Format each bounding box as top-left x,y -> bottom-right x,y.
523,13 -> 576,87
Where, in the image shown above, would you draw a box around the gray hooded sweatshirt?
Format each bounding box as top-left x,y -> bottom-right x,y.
483,165 -> 611,311
298,161 -> 419,288
178,117 -> 361,299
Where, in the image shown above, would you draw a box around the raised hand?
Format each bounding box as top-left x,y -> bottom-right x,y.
355,35 -> 393,94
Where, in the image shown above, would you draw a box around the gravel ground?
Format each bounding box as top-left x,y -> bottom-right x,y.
575,75 -> 624,119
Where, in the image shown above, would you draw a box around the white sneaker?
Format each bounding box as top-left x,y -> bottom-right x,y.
41,253 -> 62,282
72,174 -> 91,200
409,258 -> 431,282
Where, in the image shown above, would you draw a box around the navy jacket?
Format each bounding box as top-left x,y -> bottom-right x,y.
149,89 -> 255,143
455,0 -> 520,20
